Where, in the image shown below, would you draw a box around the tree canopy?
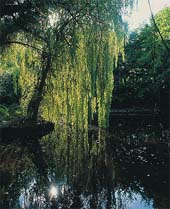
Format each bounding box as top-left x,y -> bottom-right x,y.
0,0 -> 136,127
112,7 -> 170,109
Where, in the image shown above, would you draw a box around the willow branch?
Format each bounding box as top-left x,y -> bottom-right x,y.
1,41 -> 47,54
148,0 -> 170,54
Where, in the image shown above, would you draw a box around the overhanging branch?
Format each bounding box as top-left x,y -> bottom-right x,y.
1,41 -> 47,54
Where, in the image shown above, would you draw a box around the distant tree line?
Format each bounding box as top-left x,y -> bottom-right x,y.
112,7 -> 170,112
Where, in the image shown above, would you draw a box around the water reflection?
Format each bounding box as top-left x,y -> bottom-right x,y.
49,185 -> 58,199
0,123 -> 169,209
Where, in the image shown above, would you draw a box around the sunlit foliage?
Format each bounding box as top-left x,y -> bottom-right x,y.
41,30 -> 117,128
0,0 -> 136,127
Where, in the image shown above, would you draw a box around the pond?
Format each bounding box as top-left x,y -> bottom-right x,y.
0,121 -> 169,209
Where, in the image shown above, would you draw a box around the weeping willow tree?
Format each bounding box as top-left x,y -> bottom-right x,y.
42,29 -> 117,128
0,0 -> 136,127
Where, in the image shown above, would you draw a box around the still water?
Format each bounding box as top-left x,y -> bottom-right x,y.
0,122 -> 169,209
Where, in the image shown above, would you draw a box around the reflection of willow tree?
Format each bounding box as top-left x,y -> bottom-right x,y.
44,127 -> 117,208
0,127 -> 169,209
0,0 -> 135,127
43,127 -> 169,209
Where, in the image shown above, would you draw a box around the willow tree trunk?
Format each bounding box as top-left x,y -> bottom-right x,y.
27,54 -> 51,121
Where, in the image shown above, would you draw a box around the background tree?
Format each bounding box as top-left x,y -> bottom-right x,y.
112,7 -> 170,111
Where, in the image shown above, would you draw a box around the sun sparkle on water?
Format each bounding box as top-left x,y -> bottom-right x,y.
49,186 -> 58,198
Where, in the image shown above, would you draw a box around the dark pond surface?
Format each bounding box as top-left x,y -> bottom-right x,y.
0,121 -> 169,209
